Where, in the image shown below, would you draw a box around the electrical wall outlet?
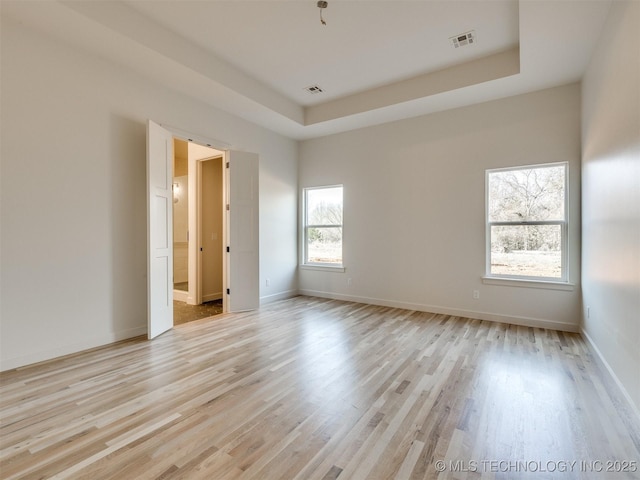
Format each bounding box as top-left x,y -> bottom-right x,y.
473,290 -> 480,299
266,278 -> 270,287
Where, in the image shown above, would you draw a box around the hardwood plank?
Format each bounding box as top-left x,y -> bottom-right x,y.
1,296 -> 639,479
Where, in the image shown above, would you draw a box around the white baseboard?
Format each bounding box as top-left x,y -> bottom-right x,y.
202,292 -> 223,302
298,289 -> 579,333
260,289 -> 299,305
173,289 -> 188,302
581,328 -> 640,422
0,325 -> 147,372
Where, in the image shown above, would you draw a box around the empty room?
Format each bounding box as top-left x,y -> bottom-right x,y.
1,1 -> 638,479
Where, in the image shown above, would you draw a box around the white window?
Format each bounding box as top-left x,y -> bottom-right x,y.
486,163 -> 567,281
303,185 -> 343,266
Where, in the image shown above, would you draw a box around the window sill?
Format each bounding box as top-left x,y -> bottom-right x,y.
482,276 -> 575,291
300,264 -> 345,273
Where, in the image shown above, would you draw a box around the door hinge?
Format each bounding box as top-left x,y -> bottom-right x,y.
226,162 -> 230,168
226,204 -> 230,211
226,288 -> 230,295
200,247 -> 203,252
226,246 -> 230,253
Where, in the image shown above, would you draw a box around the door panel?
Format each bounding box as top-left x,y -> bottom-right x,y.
147,120 -> 174,338
227,150 -> 259,312
201,158 -> 224,302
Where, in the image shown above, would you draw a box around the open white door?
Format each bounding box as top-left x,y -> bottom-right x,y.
147,120 -> 174,338
227,150 -> 259,312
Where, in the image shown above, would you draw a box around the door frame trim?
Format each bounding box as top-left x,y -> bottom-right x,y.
194,154 -> 225,307
163,125 -> 230,314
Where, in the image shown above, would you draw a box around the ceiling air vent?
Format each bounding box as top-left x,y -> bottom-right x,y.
450,30 -> 475,48
304,84 -> 324,94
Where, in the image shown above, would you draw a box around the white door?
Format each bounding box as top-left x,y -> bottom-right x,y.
147,120 -> 174,338
227,150 -> 259,312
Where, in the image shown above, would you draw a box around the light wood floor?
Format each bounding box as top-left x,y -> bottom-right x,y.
1,296 -> 639,479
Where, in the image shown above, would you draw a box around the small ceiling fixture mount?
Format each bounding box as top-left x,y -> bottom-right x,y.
317,1 -> 328,26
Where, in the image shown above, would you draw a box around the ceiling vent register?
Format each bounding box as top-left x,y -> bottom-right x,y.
304,85 -> 324,94
450,31 -> 475,48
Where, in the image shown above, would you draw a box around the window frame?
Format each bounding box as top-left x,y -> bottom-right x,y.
302,184 -> 344,271
484,162 -> 569,284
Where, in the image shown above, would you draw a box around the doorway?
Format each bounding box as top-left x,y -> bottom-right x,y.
172,139 -> 225,325
147,120 -> 260,339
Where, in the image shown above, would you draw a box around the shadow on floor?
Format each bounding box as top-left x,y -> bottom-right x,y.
174,299 -> 223,326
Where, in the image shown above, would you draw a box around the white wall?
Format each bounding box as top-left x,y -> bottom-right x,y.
0,17 -> 298,370
173,175 -> 189,243
299,84 -> 582,331
173,175 -> 189,285
581,1 -> 640,413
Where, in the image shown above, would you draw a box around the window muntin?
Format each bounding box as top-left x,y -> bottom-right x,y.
304,186 -> 343,266
486,163 -> 567,281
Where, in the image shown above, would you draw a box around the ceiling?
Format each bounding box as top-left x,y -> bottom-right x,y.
123,0 -> 520,107
2,0 -> 613,140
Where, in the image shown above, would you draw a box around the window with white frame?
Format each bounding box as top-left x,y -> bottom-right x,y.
303,185 -> 343,266
486,163 -> 567,281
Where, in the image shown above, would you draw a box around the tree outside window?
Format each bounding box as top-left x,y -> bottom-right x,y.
304,186 -> 343,265
487,163 -> 567,280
